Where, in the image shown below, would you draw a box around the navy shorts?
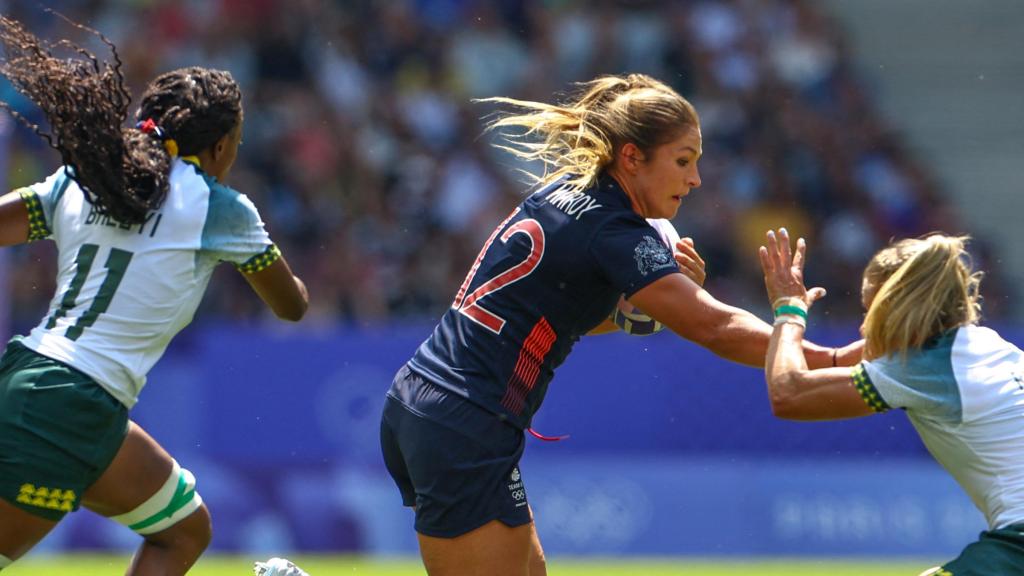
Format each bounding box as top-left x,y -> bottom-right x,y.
380,364 -> 531,538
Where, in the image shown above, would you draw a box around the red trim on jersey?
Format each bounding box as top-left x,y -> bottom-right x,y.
501,316 -> 557,415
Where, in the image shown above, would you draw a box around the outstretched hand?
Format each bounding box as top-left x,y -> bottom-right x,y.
758,228 -> 826,309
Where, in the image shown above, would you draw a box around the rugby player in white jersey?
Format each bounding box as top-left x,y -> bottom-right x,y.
0,15 -> 307,575
760,228 -> 1024,575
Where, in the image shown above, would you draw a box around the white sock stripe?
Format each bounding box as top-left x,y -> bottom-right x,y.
134,492 -> 203,535
110,460 -> 183,526
0,553 -> 12,569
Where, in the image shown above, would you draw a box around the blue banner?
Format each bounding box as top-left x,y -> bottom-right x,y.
133,323 -> 934,463
27,323 -> 1021,557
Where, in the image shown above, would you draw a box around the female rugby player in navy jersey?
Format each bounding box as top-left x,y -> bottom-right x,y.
378,73 -> 862,576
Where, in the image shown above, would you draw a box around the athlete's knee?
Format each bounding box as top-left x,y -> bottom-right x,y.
110,460 -> 209,550
529,546 -> 546,565
528,529 -> 546,576
148,503 -> 212,555
528,550 -> 547,576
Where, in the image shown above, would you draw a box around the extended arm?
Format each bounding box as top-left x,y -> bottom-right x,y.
760,228 -> 874,420
628,273 -> 834,368
0,191 -> 29,246
766,322 -> 874,420
241,257 -> 309,322
835,339 -> 865,367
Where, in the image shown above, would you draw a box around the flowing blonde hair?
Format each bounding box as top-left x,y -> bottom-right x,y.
862,235 -> 982,360
478,73 -> 698,195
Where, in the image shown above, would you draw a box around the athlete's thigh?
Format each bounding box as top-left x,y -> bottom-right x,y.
0,498 -> 57,560
418,518 -> 534,576
0,344 -> 125,559
82,420 -> 174,516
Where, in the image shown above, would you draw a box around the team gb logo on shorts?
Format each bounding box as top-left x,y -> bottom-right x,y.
634,236 -> 674,276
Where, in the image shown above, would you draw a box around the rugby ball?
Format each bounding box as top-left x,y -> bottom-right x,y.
611,297 -> 663,335
611,218 -> 679,336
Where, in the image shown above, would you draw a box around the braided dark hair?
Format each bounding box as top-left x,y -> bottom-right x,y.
0,13 -> 241,225
137,67 -> 242,159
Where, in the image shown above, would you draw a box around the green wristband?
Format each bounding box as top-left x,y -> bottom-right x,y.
774,305 -> 808,319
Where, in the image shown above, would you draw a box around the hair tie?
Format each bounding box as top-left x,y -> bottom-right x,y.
136,119 -> 177,157
163,139 -> 179,158
136,118 -> 164,139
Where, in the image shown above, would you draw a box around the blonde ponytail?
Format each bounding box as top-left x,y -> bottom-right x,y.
478,74 -> 698,195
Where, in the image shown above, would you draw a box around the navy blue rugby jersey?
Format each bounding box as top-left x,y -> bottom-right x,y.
408,174 -> 681,429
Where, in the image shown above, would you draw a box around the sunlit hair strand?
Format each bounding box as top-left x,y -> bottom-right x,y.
478,73 -> 698,195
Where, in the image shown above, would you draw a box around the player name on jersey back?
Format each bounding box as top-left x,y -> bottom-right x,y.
544,187 -> 603,220
84,205 -> 164,238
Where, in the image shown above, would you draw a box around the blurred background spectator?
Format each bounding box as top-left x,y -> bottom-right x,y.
1,0 -> 1012,331
3,0 -> 1020,560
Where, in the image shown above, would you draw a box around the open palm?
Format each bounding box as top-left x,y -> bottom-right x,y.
758,228 -> 826,309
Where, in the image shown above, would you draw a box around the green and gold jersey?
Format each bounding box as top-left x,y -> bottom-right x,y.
855,326 -> 1024,530
16,159 -> 279,408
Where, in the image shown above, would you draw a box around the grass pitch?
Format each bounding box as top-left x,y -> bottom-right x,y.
9,554 -> 933,575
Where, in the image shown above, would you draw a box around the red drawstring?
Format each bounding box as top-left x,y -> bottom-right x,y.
527,427 -> 569,442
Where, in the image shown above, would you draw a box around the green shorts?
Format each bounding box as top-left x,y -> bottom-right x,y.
0,339 -> 128,521
939,523 -> 1024,575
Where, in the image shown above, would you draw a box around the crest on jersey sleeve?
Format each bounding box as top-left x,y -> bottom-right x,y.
633,235 -> 675,276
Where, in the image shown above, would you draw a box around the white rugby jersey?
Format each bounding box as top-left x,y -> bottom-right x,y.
15,159 -> 280,408
854,325 -> 1024,529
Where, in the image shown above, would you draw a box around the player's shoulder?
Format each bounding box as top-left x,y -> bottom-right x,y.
23,166 -> 75,202
185,169 -> 260,227
949,325 -> 1022,383
955,324 -> 1016,355
206,179 -> 248,209
861,331 -> 962,418
869,329 -> 958,378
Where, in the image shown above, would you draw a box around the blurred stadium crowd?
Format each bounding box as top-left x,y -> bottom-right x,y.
0,0 -> 1010,330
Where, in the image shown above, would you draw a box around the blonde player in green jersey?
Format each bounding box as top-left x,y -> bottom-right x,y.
0,14 -> 308,575
760,228 -> 1024,575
